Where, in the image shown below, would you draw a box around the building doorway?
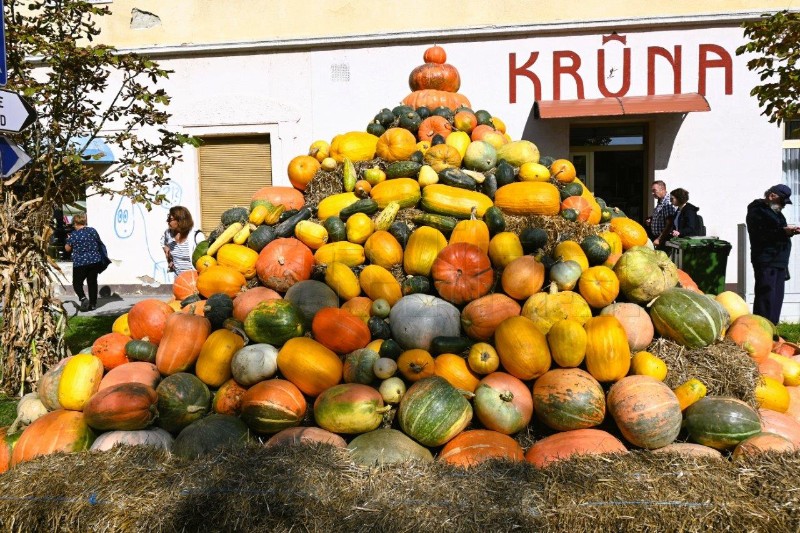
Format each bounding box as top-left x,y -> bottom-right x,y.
569,124 -> 647,223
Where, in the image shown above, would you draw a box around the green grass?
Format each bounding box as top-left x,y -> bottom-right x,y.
0,394 -> 17,427
777,322 -> 800,344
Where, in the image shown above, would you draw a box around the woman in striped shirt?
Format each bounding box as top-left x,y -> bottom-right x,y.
161,206 -> 197,276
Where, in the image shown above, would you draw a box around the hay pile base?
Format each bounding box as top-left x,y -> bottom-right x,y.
1,445 -> 799,532
650,338 -> 760,408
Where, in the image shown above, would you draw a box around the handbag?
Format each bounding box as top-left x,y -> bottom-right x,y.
97,239 -> 112,273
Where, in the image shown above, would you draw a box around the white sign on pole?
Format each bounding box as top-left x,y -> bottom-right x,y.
0,89 -> 36,133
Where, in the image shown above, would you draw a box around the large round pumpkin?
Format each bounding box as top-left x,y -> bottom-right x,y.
500,255 -> 545,301
607,375 -> 683,449
284,279 -> 340,330
173,414 -> 250,460
493,316 -> 551,380
313,383 -> 388,434
578,265 -> 619,309
127,299 -> 174,345
389,294 -> 461,351
83,382 -> 159,431
521,285 -> 592,335
613,247 -> 678,305
376,127 -> 418,162
649,288 -> 728,348
277,337 -> 343,397
758,408 -> 800,448
91,332 -> 131,371
460,293 -> 521,341
155,373 -> 211,434
583,315 -> 631,383
11,410 -> 95,466
525,428 -> 627,468
243,299 -> 305,346
473,372 -> 533,435
173,270 -> 199,300
438,429 -> 524,468
196,265 -> 247,298
431,243 -> 494,305
599,302 -> 654,352
532,368 -> 606,431
398,376 -> 473,447
240,379 -> 306,434
256,238 -> 315,293
725,314 -> 776,363
232,287 -> 282,322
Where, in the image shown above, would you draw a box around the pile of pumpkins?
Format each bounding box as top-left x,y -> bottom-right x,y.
5,46 -> 800,472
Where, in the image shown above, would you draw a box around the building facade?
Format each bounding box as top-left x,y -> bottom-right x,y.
80,1 -> 798,319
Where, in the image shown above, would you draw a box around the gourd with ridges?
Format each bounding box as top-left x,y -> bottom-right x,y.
683,396 -> 762,450
649,288 -> 727,348
398,376 -> 473,447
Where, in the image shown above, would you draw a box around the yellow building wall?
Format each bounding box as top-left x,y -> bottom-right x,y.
97,0 -> 795,48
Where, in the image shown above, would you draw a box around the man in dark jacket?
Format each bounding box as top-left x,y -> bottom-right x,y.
746,184 -> 800,324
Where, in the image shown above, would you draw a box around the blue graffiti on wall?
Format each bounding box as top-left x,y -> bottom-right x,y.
114,182 -> 183,283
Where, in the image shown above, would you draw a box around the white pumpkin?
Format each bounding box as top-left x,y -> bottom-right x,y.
90,428 -> 174,452
230,343 -> 279,386
9,392 -> 48,432
389,294 -> 460,350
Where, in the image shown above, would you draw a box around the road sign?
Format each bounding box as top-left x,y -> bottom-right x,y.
0,0 -> 6,85
0,135 -> 30,177
0,89 -> 35,133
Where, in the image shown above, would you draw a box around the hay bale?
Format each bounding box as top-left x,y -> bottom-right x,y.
650,338 -> 760,408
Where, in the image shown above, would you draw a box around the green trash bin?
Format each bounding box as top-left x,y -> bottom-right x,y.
665,237 -> 732,295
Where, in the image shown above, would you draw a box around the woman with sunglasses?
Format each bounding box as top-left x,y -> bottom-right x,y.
161,206 -> 197,276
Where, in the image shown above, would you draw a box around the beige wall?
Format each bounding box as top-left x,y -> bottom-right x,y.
97,0 -> 794,49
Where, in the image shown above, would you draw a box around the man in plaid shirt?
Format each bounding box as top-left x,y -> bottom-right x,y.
645,180 -> 676,250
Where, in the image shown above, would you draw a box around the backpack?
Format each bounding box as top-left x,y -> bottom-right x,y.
696,214 -> 706,236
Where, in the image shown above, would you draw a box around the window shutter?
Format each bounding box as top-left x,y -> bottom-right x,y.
198,135 -> 272,235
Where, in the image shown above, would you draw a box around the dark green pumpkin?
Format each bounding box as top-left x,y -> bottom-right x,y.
247,225 -> 276,252
366,122 -> 386,137
243,299 -> 305,346
368,317 -> 391,340
378,338 -> 403,360
392,104 -> 414,117
430,134 -> 446,146
156,373 -> 211,434
401,275 -> 430,296
173,414 -> 249,460
343,348 -> 380,384
283,280 -> 340,331
375,108 -> 395,127
480,173 -> 498,200
323,216 -> 347,243
493,160 -> 516,188
431,106 -> 454,121
125,339 -> 158,363
205,293 -> 234,330
482,206 -> 506,236
180,293 -> 202,307
560,182 -> 584,200
388,221 -> 412,248
398,112 -> 422,134
539,155 -> 556,168
580,235 -> 612,266
519,227 -> 548,254
192,241 -> 209,265
684,397 -> 762,450
221,207 -> 249,226
561,208 -> 579,222
409,150 -> 425,165
415,106 -> 431,120
397,376 -> 473,447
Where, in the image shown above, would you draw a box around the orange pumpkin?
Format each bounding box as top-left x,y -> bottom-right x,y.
501,255 -> 545,301
439,429 -> 524,468
340,296 -> 372,324
433,353 -> 480,392
173,270 -> 199,300
583,315 -> 631,383
550,159 -> 577,183
154,313 -> 212,376
311,307 -> 371,355
408,54 -> 461,92
732,432 -> 795,459
240,379 -> 307,434
560,196 -> 592,222
431,243 -> 494,305
251,186 -> 305,210
277,337 -> 343,397
726,314 -> 775,363
364,231 -> 404,269
256,238 -> 314,293
397,349 -> 436,382
196,265 -> 246,298
467,343 -> 500,375
525,428 -> 628,468
676,269 -> 702,293
417,115 -> 453,142
609,218 -> 649,250
287,154 -> 321,191
607,375 -> 683,449
212,378 -> 248,416
91,332 -> 131,371
449,209 -> 490,253
127,299 -> 174,345
493,316 -> 551,381
578,265 -> 620,309
759,408 -> 800,448
376,127 -> 418,162
423,143 -> 462,171
473,371 -> 533,434
402,89 -> 472,111
11,410 -> 95,466
423,45 -> 447,64
232,287 -> 282,322
99,361 -> 161,391
460,293 -> 521,341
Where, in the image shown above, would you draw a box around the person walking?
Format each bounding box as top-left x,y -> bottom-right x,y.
669,188 -> 703,238
646,180 -> 676,250
64,212 -> 104,312
746,184 -> 800,324
161,206 -> 197,277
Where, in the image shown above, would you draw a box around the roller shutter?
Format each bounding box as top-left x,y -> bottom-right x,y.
198,135 -> 272,235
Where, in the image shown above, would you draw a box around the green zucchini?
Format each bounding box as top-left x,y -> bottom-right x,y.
438,167 -> 477,190
386,161 -> 422,179
273,207 -> 312,238
339,198 -> 379,220
412,213 -> 458,234
430,336 -> 474,356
